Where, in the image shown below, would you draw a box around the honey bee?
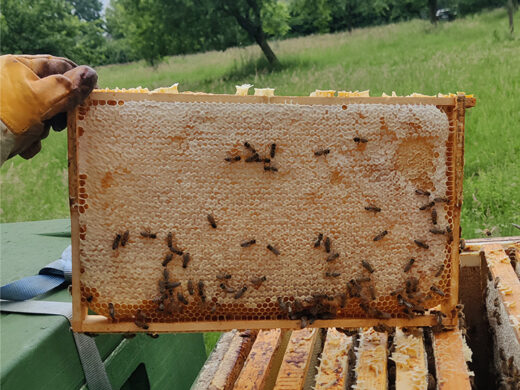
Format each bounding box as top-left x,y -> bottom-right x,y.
353,137 -> 368,143
120,230 -> 129,246
86,295 -> 93,303
338,293 -> 347,308
108,302 -> 115,321
162,254 -> 173,267
369,285 -> 376,300
325,271 -> 341,278
112,234 -> 121,250
430,228 -> 445,234
431,209 -> 438,225
373,230 -> 388,241
267,244 -> 280,255
207,214 -> 217,228
365,205 -> 381,212
263,158 -> 271,164
169,245 -> 183,256
419,202 -> 435,210
326,252 -> 339,262
140,231 -> 157,239
146,333 -> 159,339
314,148 -> 330,156
219,283 -> 236,293
177,292 -> 188,305
163,268 -> 169,281
251,276 -> 267,288
277,297 -> 288,312
314,233 -> 323,248
406,277 -> 419,294
234,286 -> 247,299
198,280 -> 205,302
404,258 -> 415,273
414,240 -> 429,249
356,276 -> 371,283
224,156 -> 241,162
434,264 -> 444,277
373,324 -> 393,333
397,295 -> 413,309
430,285 -> 445,296
270,143 -> 276,159
216,273 -> 232,280
182,253 -> 190,268
240,239 -> 256,247
134,310 -> 149,330
434,197 -> 449,203
300,316 -> 309,329
361,260 -> 375,273
263,166 -> 278,172
324,237 -> 331,253
415,189 -> 431,196
188,280 -> 194,295
245,153 -> 260,163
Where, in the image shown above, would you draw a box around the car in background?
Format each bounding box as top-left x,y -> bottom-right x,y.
436,8 -> 457,21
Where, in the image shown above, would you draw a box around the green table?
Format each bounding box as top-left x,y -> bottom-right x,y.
1,219 -> 207,390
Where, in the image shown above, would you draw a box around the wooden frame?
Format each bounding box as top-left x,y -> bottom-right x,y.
68,91 -> 475,333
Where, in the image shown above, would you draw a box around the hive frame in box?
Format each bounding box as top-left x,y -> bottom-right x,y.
68,91 -> 475,333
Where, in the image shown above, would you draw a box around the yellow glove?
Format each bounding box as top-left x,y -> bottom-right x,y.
0,54 -> 97,165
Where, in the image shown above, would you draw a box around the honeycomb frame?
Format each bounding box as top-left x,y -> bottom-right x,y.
68,91 -> 475,333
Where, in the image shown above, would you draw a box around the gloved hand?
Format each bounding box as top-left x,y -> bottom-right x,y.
0,54 -> 97,165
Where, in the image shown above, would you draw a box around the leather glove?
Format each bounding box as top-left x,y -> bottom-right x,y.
0,54 -> 97,165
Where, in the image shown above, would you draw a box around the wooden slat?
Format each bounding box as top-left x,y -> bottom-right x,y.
432,330 -> 472,390
77,314 -> 454,333
191,331 -> 237,390
273,328 -> 320,390
208,330 -> 258,390
314,328 -> 354,390
233,329 -> 290,390
483,244 -> 520,343
354,328 -> 388,390
90,90 -> 458,107
391,328 -> 428,390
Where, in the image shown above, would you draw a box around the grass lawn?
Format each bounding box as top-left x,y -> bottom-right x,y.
1,8 -> 519,352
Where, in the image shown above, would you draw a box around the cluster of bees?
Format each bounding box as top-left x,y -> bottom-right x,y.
94,138 -> 458,327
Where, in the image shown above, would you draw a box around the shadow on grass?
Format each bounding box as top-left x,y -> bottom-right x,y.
220,55 -> 315,82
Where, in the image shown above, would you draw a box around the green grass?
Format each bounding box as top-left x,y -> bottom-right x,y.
3,8 -> 518,237
1,7 -> 518,355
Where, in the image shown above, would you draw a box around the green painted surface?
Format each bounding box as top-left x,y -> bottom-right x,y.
1,219 -> 206,389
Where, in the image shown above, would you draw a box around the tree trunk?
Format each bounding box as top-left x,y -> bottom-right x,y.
253,31 -> 279,66
428,0 -> 437,25
507,0 -> 514,34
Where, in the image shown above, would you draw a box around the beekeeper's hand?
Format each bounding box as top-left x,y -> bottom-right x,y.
0,55 -> 97,165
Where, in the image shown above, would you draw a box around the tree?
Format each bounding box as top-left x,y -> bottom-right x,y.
218,0 -> 282,65
428,0 -> 438,25
0,0 -> 106,64
67,0 -> 103,21
507,0 -> 515,33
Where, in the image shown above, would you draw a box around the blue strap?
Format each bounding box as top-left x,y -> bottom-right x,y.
0,246 -> 72,301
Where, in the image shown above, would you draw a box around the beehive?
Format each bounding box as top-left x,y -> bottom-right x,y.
68,90 -> 475,333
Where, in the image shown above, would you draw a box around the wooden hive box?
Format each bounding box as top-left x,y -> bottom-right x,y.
68,89 -> 476,333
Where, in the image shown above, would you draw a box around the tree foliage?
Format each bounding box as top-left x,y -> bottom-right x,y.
0,0 -> 106,64
0,0 -> 509,67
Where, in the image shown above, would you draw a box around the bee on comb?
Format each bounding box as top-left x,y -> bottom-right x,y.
415,189 -> 430,196
120,230 -> 129,246
361,260 -> 375,273
365,205 -> 381,212
373,230 -> 388,241
112,234 -> 121,250
224,156 -> 241,162
314,233 -> 323,248
414,240 -> 429,249
207,214 -> 217,228
234,286 -> 247,299
251,276 -> 267,288
403,258 -> 415,273
353,137 -> 368,143
140,231 -> 157,239
314,148 -> 330,156
241,239 -> 256,247
182,253 -> 191,268
270,143 -> 276,159
267,244 -> 280,256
